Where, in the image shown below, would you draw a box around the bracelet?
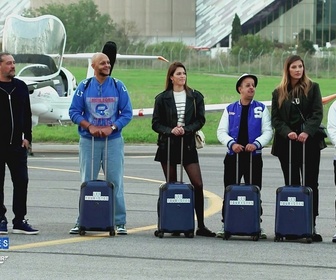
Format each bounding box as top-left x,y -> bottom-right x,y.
87,124 -> 92,130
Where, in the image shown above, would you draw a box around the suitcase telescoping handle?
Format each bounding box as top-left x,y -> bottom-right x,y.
235,152 -> 253,185
288,139 -> 305,186
91,136 -> 108,181
167,136 -> 184,183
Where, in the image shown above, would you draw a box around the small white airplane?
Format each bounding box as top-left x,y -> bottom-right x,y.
2,14 -> 168,126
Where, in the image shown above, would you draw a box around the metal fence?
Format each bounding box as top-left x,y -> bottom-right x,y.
63,46 -> 336,79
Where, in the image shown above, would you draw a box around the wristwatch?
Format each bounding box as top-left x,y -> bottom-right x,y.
111,125 -> 117,132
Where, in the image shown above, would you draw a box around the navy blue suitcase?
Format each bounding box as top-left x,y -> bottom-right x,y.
274,185 -> 313,242
274,141 -> 313,243
223,153 -> 261,241
154,137 -> 195,238
78,137 -> 115,236
156,182 -> 195,238
79,180 -> 115,236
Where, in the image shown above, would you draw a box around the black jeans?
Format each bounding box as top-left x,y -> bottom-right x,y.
221,153 -> 263,222
0,145 -> 29,224
277,139 -> 321,224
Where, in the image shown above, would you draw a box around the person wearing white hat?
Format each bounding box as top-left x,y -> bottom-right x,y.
216,73 -> 273,239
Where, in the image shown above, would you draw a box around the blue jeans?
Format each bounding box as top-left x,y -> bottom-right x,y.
77,136 -> 126,225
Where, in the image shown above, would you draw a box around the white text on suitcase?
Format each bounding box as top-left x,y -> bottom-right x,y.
167,194 -> 191,203
229,196 -> 254,206
279,197 -> 304,206
84,192 -> 109,201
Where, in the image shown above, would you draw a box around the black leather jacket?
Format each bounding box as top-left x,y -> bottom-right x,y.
152,88 -> 205,149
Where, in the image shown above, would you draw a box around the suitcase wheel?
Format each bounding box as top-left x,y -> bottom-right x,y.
252,235 -> 259,241
154,230 -> 164,238
184,232 -> 194,238
223,232 -> 231,240
274,235 -> 283,242
79,229 -> 86,236
109,230 -> 115,236
305,237 -> 312,244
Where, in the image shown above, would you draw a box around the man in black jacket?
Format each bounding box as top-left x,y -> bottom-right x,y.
0,52 -> 39,235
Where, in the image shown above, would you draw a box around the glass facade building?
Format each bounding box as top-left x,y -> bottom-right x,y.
253,0 -> 336,47
27,0 -> 336,48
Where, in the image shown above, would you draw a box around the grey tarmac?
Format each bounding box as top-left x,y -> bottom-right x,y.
0,144 -> 336,279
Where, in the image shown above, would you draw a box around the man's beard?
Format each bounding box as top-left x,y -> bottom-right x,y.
98,70 -> 110,77
6,72 -> 15,80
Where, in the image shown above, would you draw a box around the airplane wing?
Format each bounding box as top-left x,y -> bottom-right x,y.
63,53 -> 168,78
132,101 -> 272,117
63,53 -> 168,62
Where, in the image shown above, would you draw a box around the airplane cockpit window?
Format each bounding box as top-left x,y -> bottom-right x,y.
2,14 -> 66,82
15,54 -> 58,78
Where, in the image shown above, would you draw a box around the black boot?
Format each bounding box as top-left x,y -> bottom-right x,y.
196,226 -> 216,237
312,227 -> 323,242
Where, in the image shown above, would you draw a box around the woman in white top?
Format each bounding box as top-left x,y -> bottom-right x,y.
152,61 -> 215,237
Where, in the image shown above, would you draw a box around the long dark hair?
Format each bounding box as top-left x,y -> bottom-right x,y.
164,61 -> 191,92
277,55 -> 312,107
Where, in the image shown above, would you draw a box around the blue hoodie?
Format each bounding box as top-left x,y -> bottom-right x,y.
69,76 -> 132,140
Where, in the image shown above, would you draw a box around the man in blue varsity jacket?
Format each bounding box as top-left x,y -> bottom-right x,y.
216,73 -> 273,239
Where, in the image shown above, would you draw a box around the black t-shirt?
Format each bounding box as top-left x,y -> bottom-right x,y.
237,104 -> 249,147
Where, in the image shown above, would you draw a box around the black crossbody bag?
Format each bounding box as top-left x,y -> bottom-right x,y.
292,101 -> 327,149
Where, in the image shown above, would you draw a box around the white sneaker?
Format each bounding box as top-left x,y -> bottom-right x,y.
116,225 -> 127,235
332,232 -> 336,243
69,224 -> 79,234
216,223 -> 224,238
259,228 -> 267,239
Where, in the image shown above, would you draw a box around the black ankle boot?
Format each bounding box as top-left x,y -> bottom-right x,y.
196,226 -> 216,237
312,227 -> 323,242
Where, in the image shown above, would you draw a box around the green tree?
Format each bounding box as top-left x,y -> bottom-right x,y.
145,42 -> 189,62
231,34 -> 274,59
115,20 -> 141,53
297,40 -> 316,55
231,14 -> 242,47
24,0 -> 119,53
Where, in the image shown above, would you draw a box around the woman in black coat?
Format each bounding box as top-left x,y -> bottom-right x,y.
152,61 -> 215,237
271,55 -> 323,242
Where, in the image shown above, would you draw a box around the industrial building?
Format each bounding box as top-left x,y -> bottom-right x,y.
1,0 -> 335,48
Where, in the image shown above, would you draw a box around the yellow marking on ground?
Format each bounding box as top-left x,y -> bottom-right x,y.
204,189 -> 222,217
12,166 -> 222,251
10,191 -> 222,251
